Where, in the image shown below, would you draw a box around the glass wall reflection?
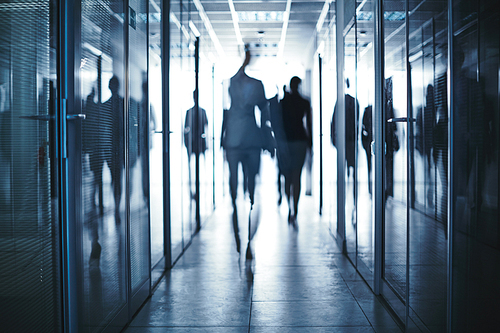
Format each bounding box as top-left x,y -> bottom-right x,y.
128,0 -> 150,295
408,1 -> 448,331
451,0 -> 500,330
80,0 -> 127,330
0,0 -> 62,330
169,0 -> 203,262
343,13 -> 358,263
356,0 -> 375,286
148,0 -> 164,285
383,0 -> 407,309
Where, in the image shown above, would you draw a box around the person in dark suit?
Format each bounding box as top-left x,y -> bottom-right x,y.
103,75 -> 124,224
361,105 -> 373,195
221,45 -> 274,256
280,76 -> 312,225
184,90 -> 208,199
331,79 -> 359,202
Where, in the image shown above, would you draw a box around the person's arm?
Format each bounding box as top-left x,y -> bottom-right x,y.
220,109 -> 227,148
306,101 -> 313,148
257,84 -> 275,156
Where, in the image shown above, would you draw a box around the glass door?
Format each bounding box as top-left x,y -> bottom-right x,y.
356,0 -> 376,287
344,18 -> 358,264
79,0 -> 128,330
381,0 -> 408,322
0,0 -> 62,330
407,1 -> 448,331
148,0 -> 164,285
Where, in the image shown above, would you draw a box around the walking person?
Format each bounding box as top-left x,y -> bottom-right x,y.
280,76 -> 312,226
221,45 -> 274,257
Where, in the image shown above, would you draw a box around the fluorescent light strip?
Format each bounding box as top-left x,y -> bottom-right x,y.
227,0 -> 244,46
355,0 -> 368,16
277,0 -> 292,58
189,20 -> 201,37
316,0 -> 332,33
149,0 -> 160,14
192,0 -> 225,57
170,12 -> 181,30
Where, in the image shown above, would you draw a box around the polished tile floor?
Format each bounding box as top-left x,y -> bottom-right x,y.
124,180 -> 402,332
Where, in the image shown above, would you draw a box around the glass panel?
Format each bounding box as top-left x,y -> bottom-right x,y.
169,0 -> 197,261
181,3 -> 196,246
0,1 -> 62,330
451,0 -> 500,330
356,0 -> 375,285
128,0 -> 150,293
408,1 -> 448,331
323,7 -> 337,236
169,0 -> 184,261
198,38 -> 214,221
344,18 -> 358,263
383,0 -> 407,303
149,0 -> 164,284
80,0 -> 127,329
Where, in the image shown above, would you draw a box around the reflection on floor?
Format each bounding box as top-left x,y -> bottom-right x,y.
125,181 -> 402,332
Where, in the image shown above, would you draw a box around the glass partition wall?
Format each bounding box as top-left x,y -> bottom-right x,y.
0,0 -> 62,330
336,0 -> 450,331
169,0 -> 215,263
451,0 -> 500,331
149,0 -> 164,286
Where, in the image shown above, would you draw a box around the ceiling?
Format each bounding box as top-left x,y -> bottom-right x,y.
160,0 -> 336,68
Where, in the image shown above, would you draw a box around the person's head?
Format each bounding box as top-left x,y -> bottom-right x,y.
109,76 -> 119,95
290,76 -> 301,93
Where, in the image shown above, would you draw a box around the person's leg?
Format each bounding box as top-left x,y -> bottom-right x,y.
226,149 -> 239,207
292,143 -> 307,219
244,149 -> 261,206
292,168 -> 302,218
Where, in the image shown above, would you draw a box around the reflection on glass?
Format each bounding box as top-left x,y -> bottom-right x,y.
345,22 -> 359,262
169,0 -> 200,261
407,1 -> 448,331
356,0 -> 375,284
451,1 -> 500,331
383,0 -> 407,302
0,0 -> 62,330
129,0 -> 150,293
80,0 -> 126,330
169,0 -> 184,260
149,0 -> 164,284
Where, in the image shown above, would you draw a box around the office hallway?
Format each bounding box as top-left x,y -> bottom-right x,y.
125,178 -> 402,332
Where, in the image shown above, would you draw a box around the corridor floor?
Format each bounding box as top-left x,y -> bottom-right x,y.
124,190 -> 402,332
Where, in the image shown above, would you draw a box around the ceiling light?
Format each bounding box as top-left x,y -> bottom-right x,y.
238,11 -> 283,22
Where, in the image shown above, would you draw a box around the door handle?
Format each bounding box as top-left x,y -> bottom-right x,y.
66,114 -> 86,120
387,117 -> 416,123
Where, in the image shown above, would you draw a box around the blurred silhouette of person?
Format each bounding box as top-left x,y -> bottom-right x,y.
84,87 -> 105,215
184,89 -> 208,199
384,77 -> 399,199
361,105 -> 373,195
331,78 -> 359,203
221,44 -> 274,256
415,84 -> 436,206
280,76 -> 312,225
84,86 -> 103,266
139,80 -> 156,203
269,87 -> 288,205
103,75 -> 124,224
433,74 -> 448,222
